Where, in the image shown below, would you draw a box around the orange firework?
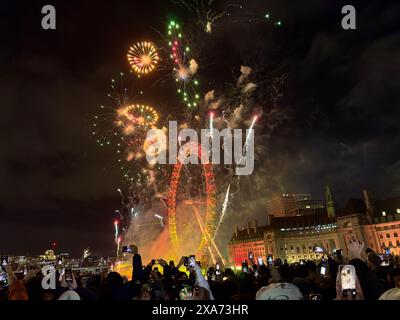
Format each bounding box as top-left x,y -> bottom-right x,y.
116,104 -> 159,132
127,41 -> 159,75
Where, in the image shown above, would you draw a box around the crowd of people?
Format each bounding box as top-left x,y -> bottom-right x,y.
1,240 -> 399,301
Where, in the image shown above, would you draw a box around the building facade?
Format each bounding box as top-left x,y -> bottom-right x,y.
228,191 -> 400,265
266,193 -> 324,217
228,221 -> 268,266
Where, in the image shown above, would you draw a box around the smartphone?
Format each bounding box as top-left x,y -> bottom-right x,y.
380,261 -> 390,267
257,257 -> 263,266
267,254 -> 273,265
385,248 -> 391,255
59,268 -> 65,282
313,246 -> 324,253
122,246 -> 132,253
309,294 -> 322,300
1,256 -> 8,266
0,271 -> 8,288
214,263 -> 220,275
65,268 -> 73,282
334,249 -> 343,257
339,265 -> 357,297
189,256 -> 196,268
183,257 -> 189,267
320,265 -> 327,276
254,270 -> 259,277
300,259 -> 305,265
153,267 -> 159,272
248,252 -> 253,260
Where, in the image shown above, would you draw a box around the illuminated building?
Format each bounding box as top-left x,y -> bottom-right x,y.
228,189 -> 400,263
363,194 -> 400,255
266,194 -> 298,217
266,193 -> 324,217
40,250 -> 56,261
228,221 -> 268,266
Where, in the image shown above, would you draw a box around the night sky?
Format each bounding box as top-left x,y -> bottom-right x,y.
1,0 -> 399,257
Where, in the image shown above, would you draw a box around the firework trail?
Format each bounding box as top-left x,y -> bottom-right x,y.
114,220 -> 119,243
213,184 -> 230,240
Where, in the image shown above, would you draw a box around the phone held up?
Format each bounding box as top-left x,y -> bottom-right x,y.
64,268 -> 73,282
339,265 -> 357,298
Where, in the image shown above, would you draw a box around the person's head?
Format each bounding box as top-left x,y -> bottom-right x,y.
292,277 -> 312,297
86,274 -> 102,292
277,264 -> 292,282
58,290 -> 81,300
236,272 -> 256,295
293,264 -> 309,279
388,269 -> 400,288
379,288 -> 400,300
224,268 -> 235,278
25,276 -> 45,301
365,248 -> 374,255
367,252 -> 382,269
305,261 -> 317,275
258,264 -> 270,276
256,282 -> 303,300
107,272 -> 123,287
131,245 -> 138,255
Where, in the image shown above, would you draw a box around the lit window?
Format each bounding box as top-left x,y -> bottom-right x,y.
306,206 -> 311,209
397,209 -> 400,214
382,211 -> 386,217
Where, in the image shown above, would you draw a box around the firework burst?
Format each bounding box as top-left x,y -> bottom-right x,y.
167,20 -> 201,108
127,41 -> 160,75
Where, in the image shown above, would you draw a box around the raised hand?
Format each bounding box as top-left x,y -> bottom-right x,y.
347,239 -> 365,260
